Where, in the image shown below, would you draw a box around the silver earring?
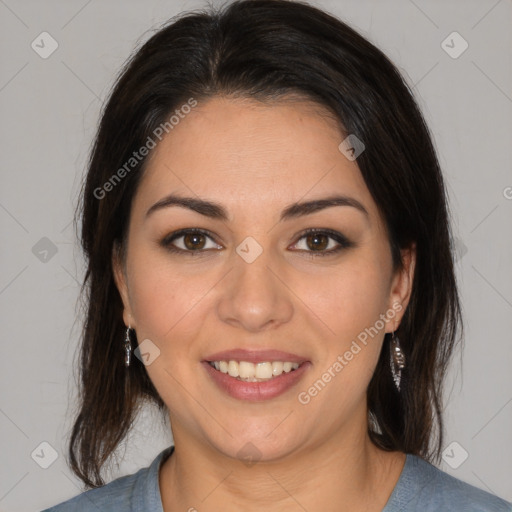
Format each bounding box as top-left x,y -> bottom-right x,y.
124,326 -> 132,367
390,331 -> 405,391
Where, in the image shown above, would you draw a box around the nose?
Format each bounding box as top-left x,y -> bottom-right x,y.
216,246 -> 294,333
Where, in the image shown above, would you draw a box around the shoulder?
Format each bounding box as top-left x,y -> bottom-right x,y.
40,471 -> 139,512
384,454 -> 512,512
40,446 -> 174,512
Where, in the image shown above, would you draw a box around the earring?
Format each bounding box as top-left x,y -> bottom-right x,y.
124,326 -> 132,367
390,331 -> 405,391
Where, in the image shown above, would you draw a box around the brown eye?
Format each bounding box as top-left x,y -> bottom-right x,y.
305,233 -> 329,251
183,232 -> 206,250
161,229 -> 223,254
290,228 -> 354,257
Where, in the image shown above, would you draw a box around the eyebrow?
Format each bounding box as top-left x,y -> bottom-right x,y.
145,193 -> 369,222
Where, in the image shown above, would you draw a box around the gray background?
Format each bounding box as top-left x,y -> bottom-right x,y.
0,0 -> 511,510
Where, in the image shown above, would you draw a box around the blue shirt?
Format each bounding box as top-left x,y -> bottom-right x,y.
41,445 -> 511,511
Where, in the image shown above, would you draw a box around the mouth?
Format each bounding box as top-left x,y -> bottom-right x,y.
201,350 -> 311,401
206,359 -> 303,382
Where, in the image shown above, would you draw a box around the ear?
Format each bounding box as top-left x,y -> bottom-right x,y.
112,241 -> 136,328
385,243 -> 416,333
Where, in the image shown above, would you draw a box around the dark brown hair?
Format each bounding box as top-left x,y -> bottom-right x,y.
69,0 -> 463,488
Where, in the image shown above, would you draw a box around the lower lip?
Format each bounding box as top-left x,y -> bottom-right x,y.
202,361 -> 311,401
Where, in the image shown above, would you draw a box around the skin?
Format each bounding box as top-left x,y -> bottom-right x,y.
113,95 -> 416,512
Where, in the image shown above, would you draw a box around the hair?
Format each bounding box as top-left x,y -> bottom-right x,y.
69,0 -> 463,488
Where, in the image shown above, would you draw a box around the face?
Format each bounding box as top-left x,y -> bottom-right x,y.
113,96 -> 415,462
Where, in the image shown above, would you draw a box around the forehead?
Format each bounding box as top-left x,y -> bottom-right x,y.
133,96 -> 379,222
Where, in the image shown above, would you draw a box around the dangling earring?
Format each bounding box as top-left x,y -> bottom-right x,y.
390,331 -> 405,391
124,326 -> 132,367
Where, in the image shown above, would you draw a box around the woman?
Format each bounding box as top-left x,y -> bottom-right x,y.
42,0 -> 511,510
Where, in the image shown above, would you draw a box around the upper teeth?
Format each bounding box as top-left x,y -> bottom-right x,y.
210,360 -> 300,380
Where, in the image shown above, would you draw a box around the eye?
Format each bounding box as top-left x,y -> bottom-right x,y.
160,229 -> 223,254
290,228 -> 353,256
160,227 -> 353,257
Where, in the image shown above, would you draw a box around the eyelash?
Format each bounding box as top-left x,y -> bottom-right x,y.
159,228 -> 354,258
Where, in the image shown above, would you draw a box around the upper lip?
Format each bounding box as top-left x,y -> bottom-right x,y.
203,349 -> 309,364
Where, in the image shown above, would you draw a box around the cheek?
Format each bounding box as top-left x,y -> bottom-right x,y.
126,248 -> 212,341
295,254 -> 391,396
298,257 -> 390,339
126,256 -> 212,407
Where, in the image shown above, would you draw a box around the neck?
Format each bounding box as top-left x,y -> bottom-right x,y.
159,419 -> 405,512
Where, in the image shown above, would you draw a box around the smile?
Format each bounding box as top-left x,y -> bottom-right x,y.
202,360 -> 311,401
208,360 -> 300,381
